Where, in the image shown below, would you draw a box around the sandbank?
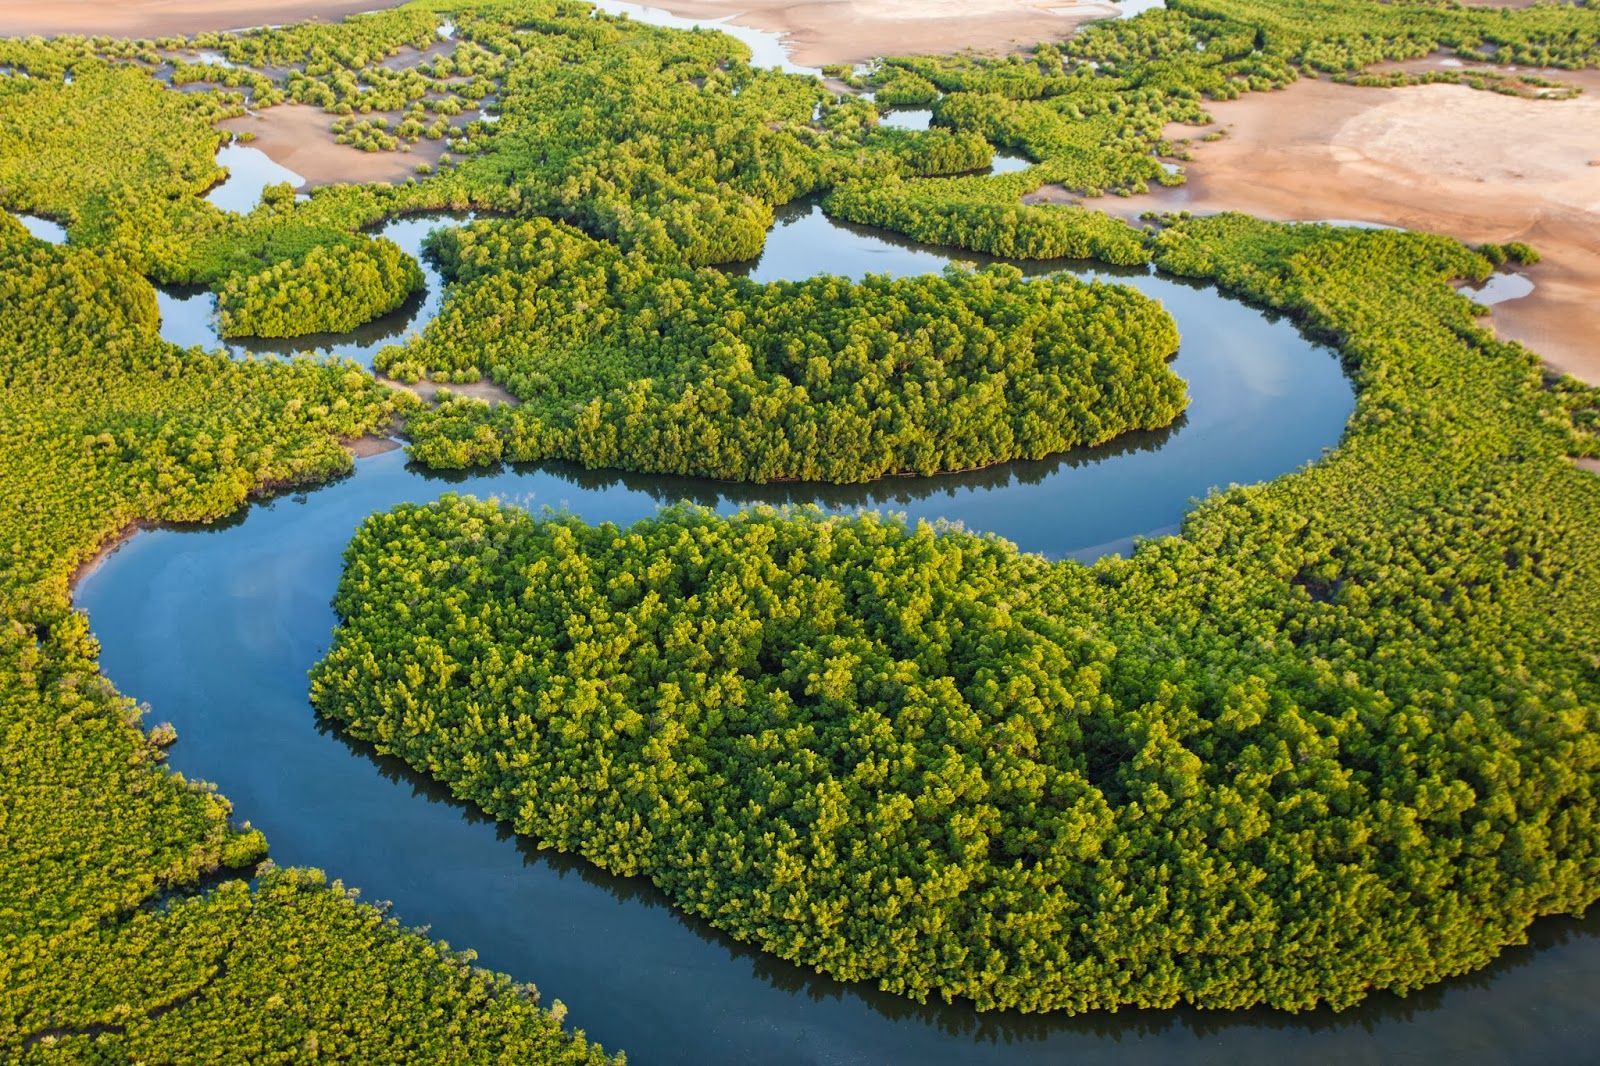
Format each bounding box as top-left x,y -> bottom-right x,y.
221,104 -> 450,186
2,0 -> 394,37
1095,68 -> 1600,385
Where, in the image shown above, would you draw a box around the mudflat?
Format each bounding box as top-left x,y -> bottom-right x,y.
1097,66 -> 1600,385
597,0 -> 1126,66
3,1 -> 397,36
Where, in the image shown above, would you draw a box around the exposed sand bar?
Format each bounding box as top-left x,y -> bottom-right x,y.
220,104 -> 448,186
1,1 -> 403,37
1102,69 -> 1600,385
599,0 -> 1123,66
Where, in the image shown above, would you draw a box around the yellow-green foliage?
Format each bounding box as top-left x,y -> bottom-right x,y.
4,0 -> 1600,1054
825,173 -> 1151,263
216,237 -> 424,338
388,217 -> 1185,480
314,218 -> 1600,1015
0,218 -> 610,1062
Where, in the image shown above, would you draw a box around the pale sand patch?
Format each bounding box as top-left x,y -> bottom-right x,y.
221,104 -> 448,186
3,0 -> 395,37
380,375 -> 518,406
1101,74 -> 1600,385
344,434 -> 403,457
612,0 -> 1124,66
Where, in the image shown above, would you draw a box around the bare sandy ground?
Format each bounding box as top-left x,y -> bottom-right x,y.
344,434 -> 403,457
381,375 -> 518,406
606,0 -> 1124,66
5,0 -> 1119,58
2,0 -> 391,37
221,104 -> 449,186
1097,67 -> 1600,385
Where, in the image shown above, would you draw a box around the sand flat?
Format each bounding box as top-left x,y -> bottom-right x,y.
603,0 -> 1124,65
3,0 -> 399,37
221,104 -> 450,186
1102,73 -> 1600,385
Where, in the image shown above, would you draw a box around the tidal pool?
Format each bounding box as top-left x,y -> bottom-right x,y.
881,108 -> 933,131
1463,270 -> 1536,306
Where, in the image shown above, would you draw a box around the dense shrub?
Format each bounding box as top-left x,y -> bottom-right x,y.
389,217 -> 1185,481
314,219 -> 1600,1015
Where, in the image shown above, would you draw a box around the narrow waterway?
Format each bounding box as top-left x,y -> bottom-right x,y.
156,211 -> 474,367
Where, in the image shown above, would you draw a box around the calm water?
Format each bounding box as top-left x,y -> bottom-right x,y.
206,141 -> 306,214
157,213 -> 474,367
14,212 -> 66,243
881,108 -> 933,131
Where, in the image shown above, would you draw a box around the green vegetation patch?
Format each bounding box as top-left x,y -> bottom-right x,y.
215,236 -> 424,338
386,217 -> 1185,480
313,218 -> 1600,1015
0,213 -> 611,1062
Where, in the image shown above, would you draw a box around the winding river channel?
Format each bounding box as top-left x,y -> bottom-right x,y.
63,3 -> 1600,1062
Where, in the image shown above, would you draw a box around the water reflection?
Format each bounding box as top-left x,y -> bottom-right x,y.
156,213 -> 475,368
205,141 -> 306,214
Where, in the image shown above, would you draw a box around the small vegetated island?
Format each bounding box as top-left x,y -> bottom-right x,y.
4,0 -> 1600,1060
389,218 -> 1184,479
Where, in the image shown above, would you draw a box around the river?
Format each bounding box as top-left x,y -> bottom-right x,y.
69,1 -> 1600,1061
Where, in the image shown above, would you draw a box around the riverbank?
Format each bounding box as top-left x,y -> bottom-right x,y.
1094,67 -> 1600,385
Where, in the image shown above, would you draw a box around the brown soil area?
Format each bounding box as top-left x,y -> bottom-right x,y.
621,0 -> 1125,66
3,1 -> 394,37
1098,70 -> 1600,385
220,104 -> 449,186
